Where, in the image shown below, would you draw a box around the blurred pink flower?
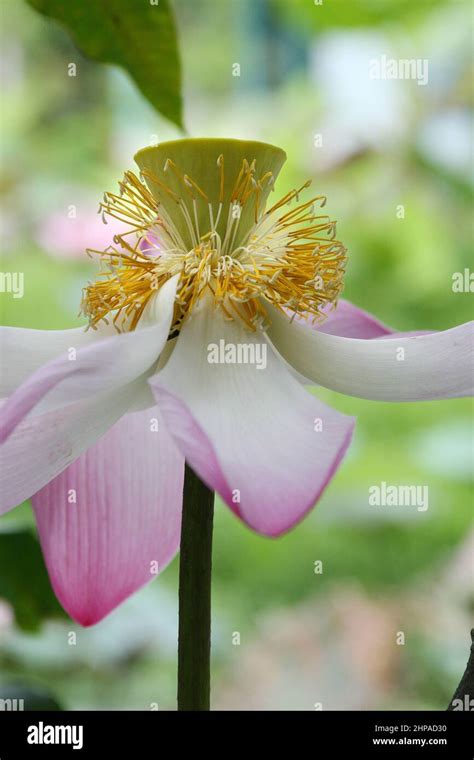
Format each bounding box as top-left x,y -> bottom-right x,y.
36,205 -> 124,260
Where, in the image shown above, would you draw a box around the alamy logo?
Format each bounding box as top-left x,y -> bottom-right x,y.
0,271 -> 24,298
27,722 -> 84,750
369,481 -> 429,512
207,340 -> 267,370
452,268 -> 474,293
369,55 -> 429,86
451,695 -> 474,711
0,698 -> 24,711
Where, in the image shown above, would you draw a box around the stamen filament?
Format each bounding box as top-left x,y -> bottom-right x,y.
82,156 -> 346,334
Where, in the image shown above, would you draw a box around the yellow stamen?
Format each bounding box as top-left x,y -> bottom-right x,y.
81,157 -> 347,333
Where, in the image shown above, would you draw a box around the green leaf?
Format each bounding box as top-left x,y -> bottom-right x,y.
274,0 -> 446,31
26,0 -> 183,128
0,528 -> 67,631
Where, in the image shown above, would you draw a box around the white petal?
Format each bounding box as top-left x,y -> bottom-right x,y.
0,275 -> 178,442
150,300 -> 354,536
266,306 -> 474,401
0,324 -> 114,397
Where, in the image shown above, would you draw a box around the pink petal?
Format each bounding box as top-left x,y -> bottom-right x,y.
0,276 -> 178,444
32,406 -> 184,626
298,300 -> 430,340
308,299 -> 394,338
150,301 -> 354,537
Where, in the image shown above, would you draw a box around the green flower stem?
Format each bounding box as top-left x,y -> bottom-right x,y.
177,464 -> 215,711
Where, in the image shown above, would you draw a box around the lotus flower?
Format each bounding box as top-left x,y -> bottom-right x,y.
0,138 -> 472,626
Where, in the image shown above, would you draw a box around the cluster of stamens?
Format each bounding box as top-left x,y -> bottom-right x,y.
81,154 -> 347,333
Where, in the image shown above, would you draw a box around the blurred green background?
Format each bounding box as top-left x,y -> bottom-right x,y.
0,0 -> 472,710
